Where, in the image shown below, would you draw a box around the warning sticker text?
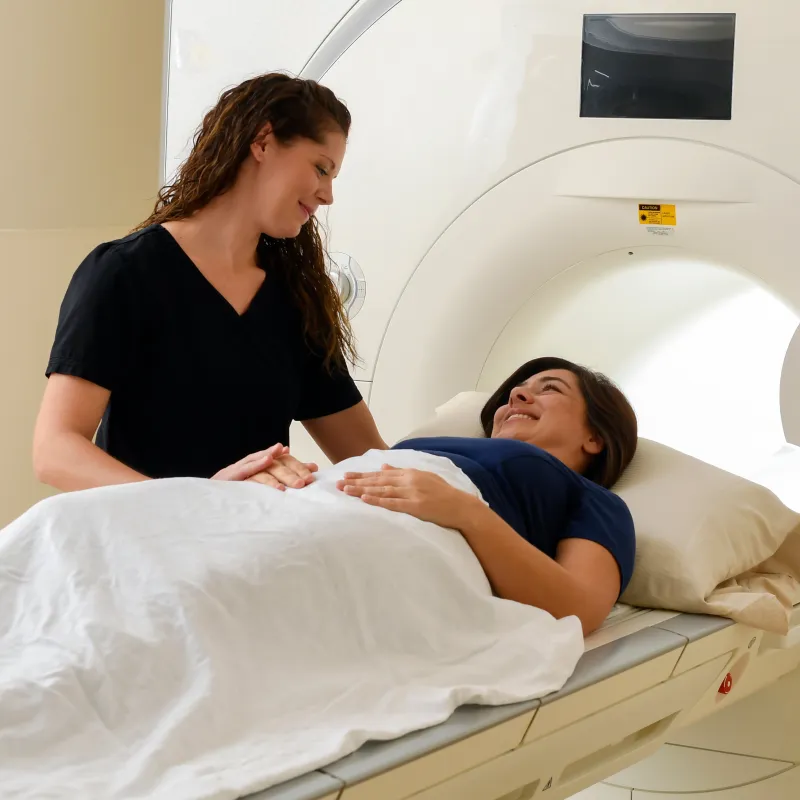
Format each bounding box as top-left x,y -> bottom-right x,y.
638,203 -> 676,226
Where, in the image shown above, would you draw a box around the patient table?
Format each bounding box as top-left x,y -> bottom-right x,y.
247,600 -> 800,800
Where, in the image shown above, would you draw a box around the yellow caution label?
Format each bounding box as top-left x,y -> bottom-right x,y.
638,203 -> 676,226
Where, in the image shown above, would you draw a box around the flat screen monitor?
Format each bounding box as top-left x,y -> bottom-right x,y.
581,14 -> 736,120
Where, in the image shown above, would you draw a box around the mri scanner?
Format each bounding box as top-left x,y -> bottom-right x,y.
165,2 -> 800,799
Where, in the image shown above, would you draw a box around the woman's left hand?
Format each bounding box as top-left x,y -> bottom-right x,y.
336,465 -> 474,529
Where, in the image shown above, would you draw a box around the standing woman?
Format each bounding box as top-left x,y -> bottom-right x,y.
33,73 -> 386,492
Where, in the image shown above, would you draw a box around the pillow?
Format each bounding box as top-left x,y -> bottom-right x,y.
400,391 -> 488,440
400,391 -> 800,634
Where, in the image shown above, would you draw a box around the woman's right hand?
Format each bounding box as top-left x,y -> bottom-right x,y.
211,444 -> 318,490
211,444 -> 286,482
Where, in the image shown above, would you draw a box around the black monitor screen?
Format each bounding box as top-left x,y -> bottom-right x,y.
581,14 -> 736,120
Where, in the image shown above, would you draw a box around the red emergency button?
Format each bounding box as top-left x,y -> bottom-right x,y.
718,673 -> 733,695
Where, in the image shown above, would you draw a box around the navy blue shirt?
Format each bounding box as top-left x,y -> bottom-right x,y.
392,436 -> 635,595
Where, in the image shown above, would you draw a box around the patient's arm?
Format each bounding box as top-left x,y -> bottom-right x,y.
552,538 -> 621,633
456,503 -> 620,635
337,465 -> 619,635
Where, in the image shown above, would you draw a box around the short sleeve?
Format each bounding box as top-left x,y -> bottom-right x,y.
294,347 -> 363,421
46,245 -> 137,392
562,487 -> 636,596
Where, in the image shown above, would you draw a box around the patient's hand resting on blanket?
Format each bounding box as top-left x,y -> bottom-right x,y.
338,464 -> 467,528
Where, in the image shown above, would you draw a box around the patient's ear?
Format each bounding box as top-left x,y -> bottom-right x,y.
583,433 -> 604,456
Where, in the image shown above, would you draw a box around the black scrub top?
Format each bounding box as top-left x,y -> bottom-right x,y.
45,224 -> 363,479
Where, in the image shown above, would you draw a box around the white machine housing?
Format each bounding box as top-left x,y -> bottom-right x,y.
303,0 -> 800,469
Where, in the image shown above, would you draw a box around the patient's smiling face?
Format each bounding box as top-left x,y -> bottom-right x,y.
490,369 -> 604,474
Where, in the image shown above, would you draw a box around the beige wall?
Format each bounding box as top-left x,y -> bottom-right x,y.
0,1 -> 167,525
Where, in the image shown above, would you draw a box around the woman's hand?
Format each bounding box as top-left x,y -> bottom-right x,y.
212,444 -> 318,489
247,447 -> 318,490
336,465 -> 476,529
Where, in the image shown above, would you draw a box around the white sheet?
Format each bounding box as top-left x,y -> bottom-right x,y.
0,448 -> 583,800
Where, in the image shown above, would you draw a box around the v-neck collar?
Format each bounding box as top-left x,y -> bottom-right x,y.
156,223 -> 269,319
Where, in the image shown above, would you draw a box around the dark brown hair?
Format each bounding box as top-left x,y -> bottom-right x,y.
480,356 -> 638,488
133,73 -> 355,368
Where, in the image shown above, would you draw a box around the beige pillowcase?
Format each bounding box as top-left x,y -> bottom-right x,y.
400,392 -> 800,634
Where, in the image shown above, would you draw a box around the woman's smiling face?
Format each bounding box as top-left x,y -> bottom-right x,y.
490,368 -> 604,472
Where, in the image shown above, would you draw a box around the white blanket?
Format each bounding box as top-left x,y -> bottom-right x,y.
0,448 -> 584,800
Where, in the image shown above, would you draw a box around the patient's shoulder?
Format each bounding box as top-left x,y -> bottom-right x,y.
397,436 -> 571,473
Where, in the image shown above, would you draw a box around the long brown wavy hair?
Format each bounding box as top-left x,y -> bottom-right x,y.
134,73 -> 356,369
480,357 -> 638,488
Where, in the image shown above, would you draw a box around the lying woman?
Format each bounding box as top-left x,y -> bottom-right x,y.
340,355 -> 639,636
0,356 -> 637,800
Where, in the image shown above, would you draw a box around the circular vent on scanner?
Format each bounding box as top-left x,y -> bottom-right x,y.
326,252 -> 366,318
